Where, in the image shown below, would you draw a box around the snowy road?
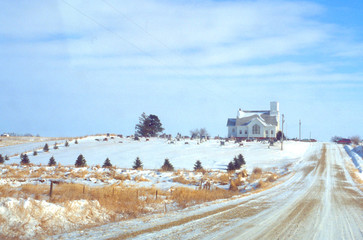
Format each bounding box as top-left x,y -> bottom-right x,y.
54,143 -> 362,240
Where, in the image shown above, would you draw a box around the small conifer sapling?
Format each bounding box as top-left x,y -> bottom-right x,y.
132,157 -> 143,170
161,158 -> 174,171
0,154 -> 4,164
75,154 -> 86,167
194,160 -> 203,171
20,154 -> 30,165
43,143 -> 49,152
103,158 -> 112,168
48,156 -> 57,166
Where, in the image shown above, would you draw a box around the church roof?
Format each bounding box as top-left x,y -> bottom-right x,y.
227,111 -> 278,127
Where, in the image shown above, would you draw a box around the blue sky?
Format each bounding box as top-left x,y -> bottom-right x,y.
0,0 -> 362,141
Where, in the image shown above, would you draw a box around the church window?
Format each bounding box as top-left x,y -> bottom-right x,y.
252,124 -> 260,134
266,130 -> 268,135
239,130 -> 242,134
245,130 -> 247,134
271,130 -> 273,135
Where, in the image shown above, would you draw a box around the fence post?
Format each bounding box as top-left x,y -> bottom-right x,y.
49,181 -> 53,198
155,190 -> 158,200
83,185 -> 85,194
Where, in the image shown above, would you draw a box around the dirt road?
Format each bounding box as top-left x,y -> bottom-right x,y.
122,143 -> 362,240
54,143 -> 362,240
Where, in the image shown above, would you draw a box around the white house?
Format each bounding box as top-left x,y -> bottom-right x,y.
227,101 -> 280,139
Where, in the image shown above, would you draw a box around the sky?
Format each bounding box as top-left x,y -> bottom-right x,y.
0,0 -> 362,141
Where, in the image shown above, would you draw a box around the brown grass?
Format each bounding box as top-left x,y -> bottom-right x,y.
171,187 -> 235,208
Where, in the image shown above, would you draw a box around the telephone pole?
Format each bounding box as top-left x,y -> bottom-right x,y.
281,114 -> 285,151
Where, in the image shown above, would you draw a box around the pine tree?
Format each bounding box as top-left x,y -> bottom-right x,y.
53,143 -> 58,149
48,156 -> 57,166
103,158 -> 112,168
237,154 -> 245,165
161,158 -> 174,171
75,154 -> 86,167
5,155 -> 9,161
33,150 -> 38,156
193,160 -> 203,171
20,153 -> 24,160
43,143 -> 49,152
0,154 -> 4,164
132,157 -> 143,170
65,140 -> 69,147
20,153 -> 30,165
75,139 -> 78,144
227,161 -> 235,172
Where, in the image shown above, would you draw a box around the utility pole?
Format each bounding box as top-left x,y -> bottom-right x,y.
299,119 -> 301,141
281,114 -> 285,151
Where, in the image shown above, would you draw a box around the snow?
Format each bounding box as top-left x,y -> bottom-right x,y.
1,136 -> 310,172
0,197 -> 111,239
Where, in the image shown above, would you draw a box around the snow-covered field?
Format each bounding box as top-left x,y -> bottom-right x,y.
0,136 -> 312,239
1,136 -> 309,171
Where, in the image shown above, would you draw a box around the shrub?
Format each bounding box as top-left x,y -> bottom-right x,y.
75,154 -> 86,167
48,156 -> 57,166
20,154 -> 30,165
132,157 -> 143,170
33,150 -> 37,156
43,143 -> 49,152
5,155 -> 9,161
75,139 -> 78,144
53,143 -> 59,149
0,154 -> 4,164
193,160 -> 203,171
65,140 -> 69,147
103,158 -> 112,168
161,158 -> 174,171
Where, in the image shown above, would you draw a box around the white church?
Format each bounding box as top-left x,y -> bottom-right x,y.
227,101 -> 280,139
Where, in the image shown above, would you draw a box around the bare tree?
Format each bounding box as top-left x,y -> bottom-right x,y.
350,136 -> 361,145
190,129 -> 200,138
199,128 -> 209,138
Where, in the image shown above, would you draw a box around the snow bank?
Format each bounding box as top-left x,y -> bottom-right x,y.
344,145 -> 362,173
0,198 -> 111,239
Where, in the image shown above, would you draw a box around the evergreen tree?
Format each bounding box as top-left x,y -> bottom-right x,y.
135,112 -> 164,137
75,154 -> 86,167
20,153 -> 30,165
193,160 -> 203,171
132,157 -> 143,170
65,140 -> 69,147
227,161 -> 235,172
53,143 -> 58,149
75,139 -> 78,144
33,150 -> 38,156
237,154 -> 246,165
48,156 -> 57,166
5,155 -> 9,161
43,143 -> 49,152
103,158 -> 112,168
20,153 -> 24,160
0,154 -> 4,164
233,154 -> 246,170
161,158 -> 174,171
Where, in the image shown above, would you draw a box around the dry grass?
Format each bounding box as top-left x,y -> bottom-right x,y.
114,173 -> 131,181
171,187 -> 235,208
172,176 -> 195,185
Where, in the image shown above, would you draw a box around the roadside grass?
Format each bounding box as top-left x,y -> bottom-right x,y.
170,187 -> 235,208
